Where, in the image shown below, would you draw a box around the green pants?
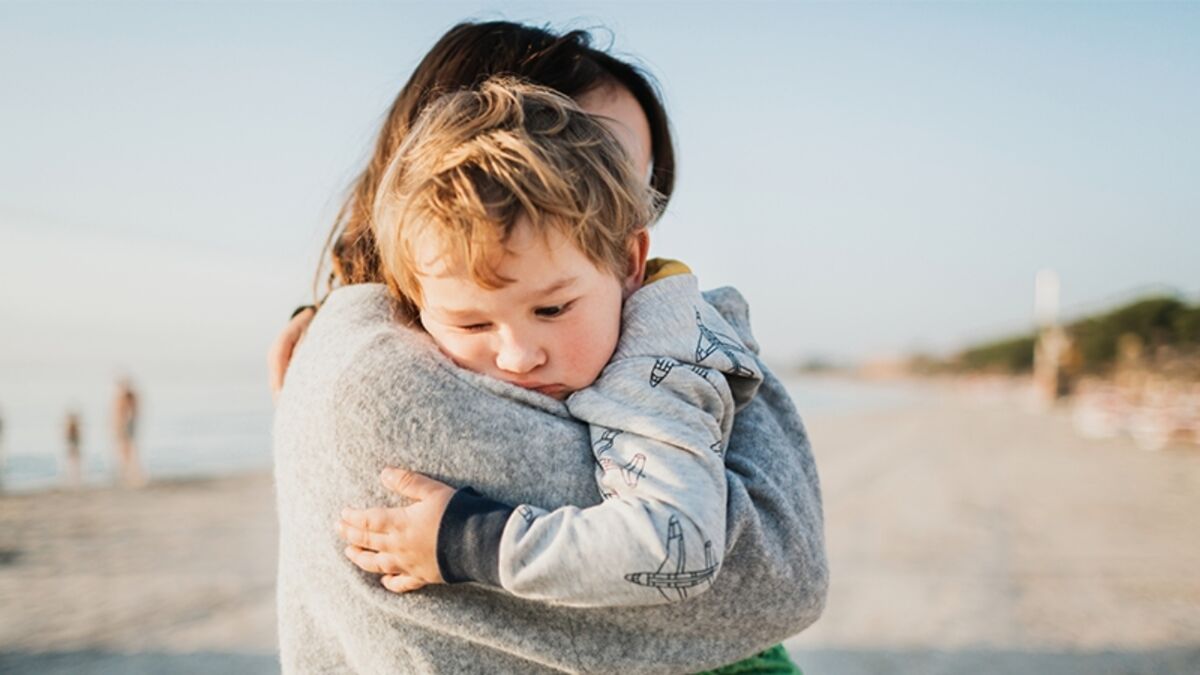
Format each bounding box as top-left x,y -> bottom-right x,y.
695,643 -> 802,675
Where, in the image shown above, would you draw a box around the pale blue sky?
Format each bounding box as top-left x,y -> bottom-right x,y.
2,1 -> 1197,376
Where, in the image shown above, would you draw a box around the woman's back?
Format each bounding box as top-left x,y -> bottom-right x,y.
273,283 -> 827,673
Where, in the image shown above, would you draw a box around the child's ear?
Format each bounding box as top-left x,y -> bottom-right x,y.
622,229 -> 651,297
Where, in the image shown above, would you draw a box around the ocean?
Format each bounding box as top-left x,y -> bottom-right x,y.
0,367 -> 929,493
0,364 -> 273,493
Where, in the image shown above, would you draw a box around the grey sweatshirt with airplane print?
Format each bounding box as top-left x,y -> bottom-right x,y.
437,271 -> 764,606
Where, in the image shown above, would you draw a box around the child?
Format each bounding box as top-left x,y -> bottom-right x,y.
337,78 -> 798,671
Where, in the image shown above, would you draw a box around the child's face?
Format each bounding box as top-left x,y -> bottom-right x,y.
414,217 -> 635,400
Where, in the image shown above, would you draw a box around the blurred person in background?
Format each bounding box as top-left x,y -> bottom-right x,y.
0,405 -> 5,490
112,377 -> 145,487
64,410 -> 82,488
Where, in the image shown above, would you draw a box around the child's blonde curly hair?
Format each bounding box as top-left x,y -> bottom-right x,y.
371,76 -> 662,314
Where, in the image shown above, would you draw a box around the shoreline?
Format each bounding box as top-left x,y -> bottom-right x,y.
0,463 -> 273,497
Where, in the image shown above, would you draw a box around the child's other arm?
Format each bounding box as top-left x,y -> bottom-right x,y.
336,365 -> 730,607
439,281 -> 763,607
436,360 -> 733,607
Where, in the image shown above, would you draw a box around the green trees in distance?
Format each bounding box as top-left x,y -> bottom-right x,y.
1072,297 -> 1187,369
957,335 -> 1037,373
944,296 -> 1200,375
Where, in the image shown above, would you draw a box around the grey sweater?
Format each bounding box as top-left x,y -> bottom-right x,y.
439,273 -> 764,607
273,283 -> 827,674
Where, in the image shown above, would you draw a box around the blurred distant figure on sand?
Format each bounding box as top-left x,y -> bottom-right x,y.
64,410 -> 83,487
1033,324 -> 1080,407
1031,269 -> 1080,408
0,406 -> 6,490
112,378 -> 146,486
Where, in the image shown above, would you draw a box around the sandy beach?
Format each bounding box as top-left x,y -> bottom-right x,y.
790,381 -> 1200,674
0,472 -> 278,674
2,381 -> 1198,674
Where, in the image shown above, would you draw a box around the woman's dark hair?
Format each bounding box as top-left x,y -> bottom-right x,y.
319,20 -> 675,294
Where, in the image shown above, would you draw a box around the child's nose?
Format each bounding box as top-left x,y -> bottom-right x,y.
495,333 -> 546,374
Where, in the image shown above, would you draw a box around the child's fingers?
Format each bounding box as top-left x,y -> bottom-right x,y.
380,468 -> 450,502
343,545 -> 405,575
341,506 -> 391,532
381,574 -> 426,594
337,520 -> 392,552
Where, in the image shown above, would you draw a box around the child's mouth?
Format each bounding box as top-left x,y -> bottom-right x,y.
514,382 -> 567,398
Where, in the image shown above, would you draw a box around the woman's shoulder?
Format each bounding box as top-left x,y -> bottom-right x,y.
316,284 -> 419,339
282,284 -> 442,405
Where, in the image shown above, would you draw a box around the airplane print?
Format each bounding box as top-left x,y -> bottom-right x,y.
650,358 -> 677,387
694,308 -> 756,379
592,428 -> 646,495
624,515 -> 718,602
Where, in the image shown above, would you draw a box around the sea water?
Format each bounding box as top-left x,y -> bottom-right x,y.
0,364 -> 929,493
783,375 -> 932,415
0,363 -> 272,493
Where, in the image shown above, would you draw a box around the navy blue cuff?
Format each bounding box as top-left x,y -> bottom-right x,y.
436,487 -> 514,586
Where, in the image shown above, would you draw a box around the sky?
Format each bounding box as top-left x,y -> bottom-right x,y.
1,1 -> 1198,379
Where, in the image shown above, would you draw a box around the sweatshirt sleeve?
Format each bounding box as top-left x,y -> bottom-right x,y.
514,362 -> 733,605
436,275 -> 763,607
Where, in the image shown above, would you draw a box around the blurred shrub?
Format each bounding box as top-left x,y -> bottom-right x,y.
937,295 -> 1199,375
956,335 -> 1036,373
1175,305 -> 1200,343
1068,297 -> 1185,371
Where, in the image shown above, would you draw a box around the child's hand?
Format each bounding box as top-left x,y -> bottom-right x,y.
337,468 -> 455,594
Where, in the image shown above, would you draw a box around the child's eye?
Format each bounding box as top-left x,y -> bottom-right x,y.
535,301 -> 573,318
459,322 -> 492,332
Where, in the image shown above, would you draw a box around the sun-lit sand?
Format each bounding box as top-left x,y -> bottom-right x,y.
0,472 -> 278,673
1,380 -> 1198,674
790,379 -> 1200,674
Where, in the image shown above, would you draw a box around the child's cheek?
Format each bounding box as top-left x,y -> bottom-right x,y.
558,314 -> 620,389
431,331 -> 490,375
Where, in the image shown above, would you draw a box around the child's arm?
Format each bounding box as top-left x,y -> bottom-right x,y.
340,359 -> 738,606
478,279 -> 762,606
340,275 -> 764,607
475,357 -> 740,606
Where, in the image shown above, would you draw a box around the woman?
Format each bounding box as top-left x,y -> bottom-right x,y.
272,21 -> 827,673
